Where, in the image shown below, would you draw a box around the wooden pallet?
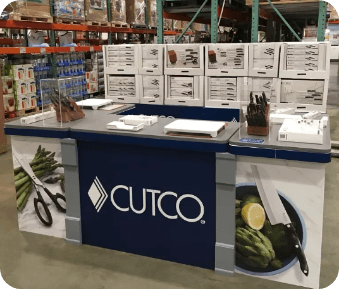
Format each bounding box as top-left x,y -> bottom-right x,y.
175,28 -> 183,33
9,14 -> 53,23
54,17 -> 85,25
112,22 -> 129,28
86,21 -> 111,27
16,107 -> 39,117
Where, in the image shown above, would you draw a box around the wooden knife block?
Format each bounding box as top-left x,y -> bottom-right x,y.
54,98 -> 85,123
168,50 -> 177,64
247,105 -> 270,136
208,50 -> 217,63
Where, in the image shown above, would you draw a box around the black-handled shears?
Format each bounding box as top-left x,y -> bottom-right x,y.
13,147 -> 66,227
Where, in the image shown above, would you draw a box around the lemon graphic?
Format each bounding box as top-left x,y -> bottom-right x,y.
241,203 -> 266,230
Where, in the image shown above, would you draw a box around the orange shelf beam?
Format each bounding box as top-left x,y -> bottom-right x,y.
0,46 -> 102,55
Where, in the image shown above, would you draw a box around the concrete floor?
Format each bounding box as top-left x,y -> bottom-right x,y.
0,66 -> 339,289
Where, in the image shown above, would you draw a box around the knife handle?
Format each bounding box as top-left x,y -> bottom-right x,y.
286,223 -> 309,276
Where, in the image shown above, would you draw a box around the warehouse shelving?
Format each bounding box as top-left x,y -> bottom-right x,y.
157,0 -> 328,43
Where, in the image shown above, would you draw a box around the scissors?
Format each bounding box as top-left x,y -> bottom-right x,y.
13,147 -> 66,226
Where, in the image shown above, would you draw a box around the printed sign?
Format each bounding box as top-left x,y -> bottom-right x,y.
235,156 -> 325,289
11,136 -> 66,239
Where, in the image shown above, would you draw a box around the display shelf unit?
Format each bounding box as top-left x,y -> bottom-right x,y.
157,0 -> 328,44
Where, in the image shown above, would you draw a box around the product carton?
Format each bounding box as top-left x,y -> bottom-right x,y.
2,76 -> 14,94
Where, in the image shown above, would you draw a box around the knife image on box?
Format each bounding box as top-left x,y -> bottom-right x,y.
251,164 -> 309,276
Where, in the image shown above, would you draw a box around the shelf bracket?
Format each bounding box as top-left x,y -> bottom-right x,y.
317,1 -> 326,42
265,0 -> 301,41
176,0 -> 208,43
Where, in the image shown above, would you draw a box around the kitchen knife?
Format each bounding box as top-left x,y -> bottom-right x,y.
251,164 -> 309,276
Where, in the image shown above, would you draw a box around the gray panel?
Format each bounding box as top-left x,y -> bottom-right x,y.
69,114 -> 239,145
230,120 -> 331,153
216,155 -> 236,185
4,104 -> 135,131
216,153 -> 236,160
65,239 -> 81,246
64,166 -> 81,219
61,139 -> 78,167
215,243 -> 235,274
216,183 -> 236,245
65,217 -> 82,244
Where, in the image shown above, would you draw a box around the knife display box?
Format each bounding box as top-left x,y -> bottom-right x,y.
205,43 -> 248,77
40,78 -> 85,125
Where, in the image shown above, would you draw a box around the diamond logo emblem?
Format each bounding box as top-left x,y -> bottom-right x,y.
88,177 -> 108,213
231,117 -> 238,123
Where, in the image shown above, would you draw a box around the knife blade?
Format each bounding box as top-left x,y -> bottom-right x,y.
251,164 -> 309,276
12,146 -> 43,187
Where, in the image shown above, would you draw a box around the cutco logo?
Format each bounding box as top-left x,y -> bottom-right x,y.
88,177 -> 205,223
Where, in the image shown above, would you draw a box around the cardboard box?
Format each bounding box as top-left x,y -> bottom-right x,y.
111,0 -> 126,23
249,43 -> 280,77
27,93 -> 37,108
279,42 -> 330,79
2,76 -> 14,94
165,75 -> 204,107
27,80 -> 36,94
275,78 -> 328,112
205,44 -> 248,76
5,0 -> 51,19
6,65 -> 25,81
14,80 -> 28,95
86,71 -> 98,83
3,93 -> 15,113
15,94 -> 30,110
87,82 -> 98,94
0,71 -> 7,154
205,76 -> 240,109
126,0 -> 145,24
23,64 -> 34,79
104,45 -> 139,74
139,75 -> 164,105
164,44 -> 204,76
105,75 -> 140,104
139,44 -> 164,75
85,0 -> 108,23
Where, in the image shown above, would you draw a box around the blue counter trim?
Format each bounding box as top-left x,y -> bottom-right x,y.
118,104 -> 240,123
229,144 -> 331,163
229,145 -> 276,159
276,150 -> 331,163
4,127 -> 69,139
71,131 -> 228,153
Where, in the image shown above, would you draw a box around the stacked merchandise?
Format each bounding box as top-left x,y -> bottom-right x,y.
103,45 -> 139,104
247,43 -> 281,104
4,0 -> 52,21
97,52 -> 104,94
148,0 -> 157,28
111,0 -> 126,23
85,52 -> 99,97
84,0 -> 108,24
5,62 -> 37,113
2,74 -> 15,118
277,42 -> 330,112
164,44 -> 204,107
56,52 -> 86,102
53,0 -> 85,22
205,43 -> 249,109
126,0 -> 145,26
139,44 -> 164,105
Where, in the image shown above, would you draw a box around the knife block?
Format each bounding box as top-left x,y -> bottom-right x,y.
168,50 -> 177,64
54,98 -> 85,123
247,105 -> 270,136
208,50 -> 217,63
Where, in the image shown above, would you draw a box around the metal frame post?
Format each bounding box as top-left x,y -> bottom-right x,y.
156,0 -> 164,44
49,0 -> 57,77
176,0 -> 208,43
251,0 -> 259,42
211,0 -> 218,43
266,0 -> 301,41
107,0 -> 112,44
317,1 -> 326,42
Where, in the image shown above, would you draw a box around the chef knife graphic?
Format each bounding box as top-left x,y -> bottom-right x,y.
251,164 -> 309,276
